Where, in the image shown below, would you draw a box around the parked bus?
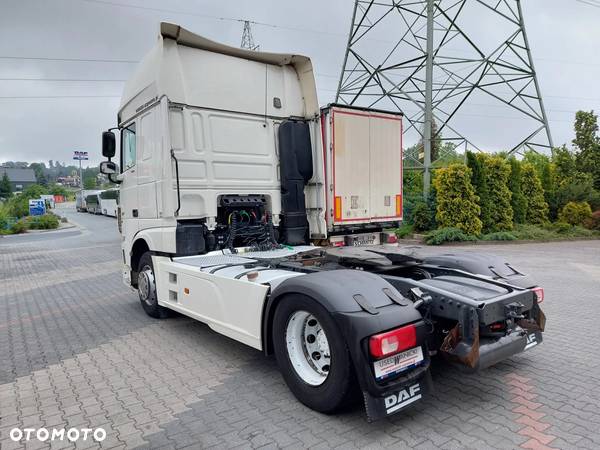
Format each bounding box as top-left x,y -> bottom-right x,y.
99,189 -> 119,217
85,193 -> 101,214
76,190 -> 101,212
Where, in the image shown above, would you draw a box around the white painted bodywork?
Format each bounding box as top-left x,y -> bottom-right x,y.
99,189 -> 119,217
100,199 -> 118,217
152,249 -> 309,349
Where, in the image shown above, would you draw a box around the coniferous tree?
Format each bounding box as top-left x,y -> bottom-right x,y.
0,173 -> 12,198
433,164 -> 482,235
521,163 -> 549,224
508,158 -> 527,224
483,156 -> 513,232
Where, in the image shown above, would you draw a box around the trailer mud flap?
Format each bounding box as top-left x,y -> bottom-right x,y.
363,371 -> 433,421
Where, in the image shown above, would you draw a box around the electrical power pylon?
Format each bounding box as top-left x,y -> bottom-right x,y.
336,0 -> 553,197
241,20 -> 260,51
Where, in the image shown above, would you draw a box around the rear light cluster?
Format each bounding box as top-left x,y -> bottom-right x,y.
489,322 -> 506,331
369,324 -> 416,359
532,287 -> 544,303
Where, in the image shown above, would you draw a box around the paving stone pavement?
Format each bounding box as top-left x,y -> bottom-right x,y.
1,213 -> 599,449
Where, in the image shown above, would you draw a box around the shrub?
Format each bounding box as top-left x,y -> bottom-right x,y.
0,205 -> 9,229
521,163 -> 549,224
584,210 -> 600,230
424,227 -> 478,245
412,201 -> 434,232
512,223 -> 595,240
10,219 -> 28,234
466,151 -> 489,224
481,231 -> 517,241
482,156 -> 513,232
550,172 -> 596,219
512,224 -> 554,240
395,224 -> 414,239
543,222 -> 572,234
588,190 -> 600,211
433,164 -> 482,235
570,226 -> 594,237
558,201 -> 593,226
508,158 -> 527,224
26,214 -> 60,230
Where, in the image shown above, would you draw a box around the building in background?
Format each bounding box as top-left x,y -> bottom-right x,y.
56,174 -> 81,187
0,167 -> 36,192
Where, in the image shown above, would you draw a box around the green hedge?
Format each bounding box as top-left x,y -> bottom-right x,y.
25,214 -> 60,230
425,227 -> 478,245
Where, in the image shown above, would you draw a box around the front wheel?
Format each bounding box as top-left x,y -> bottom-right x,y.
137,252 -> 169,319
272,294 -> 357,413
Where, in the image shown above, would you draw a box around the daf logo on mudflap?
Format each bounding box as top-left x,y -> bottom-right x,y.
525,333 -> 538,350
384,384 -> 422,414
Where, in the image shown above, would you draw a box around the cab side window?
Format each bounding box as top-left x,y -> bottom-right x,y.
122,123 -> 137,171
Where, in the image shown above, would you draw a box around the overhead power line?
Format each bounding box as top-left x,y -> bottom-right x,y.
81,0 -> 343,36
2,1 -> 598,68
0,55 -> 137,63
0,95 -> 120,99
0,77 -> 127,82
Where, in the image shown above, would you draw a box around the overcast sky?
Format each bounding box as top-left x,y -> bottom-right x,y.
1,0 -> 599,166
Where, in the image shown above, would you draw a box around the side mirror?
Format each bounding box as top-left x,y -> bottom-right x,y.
100,161 -> 118,175
102,131 -> 116,158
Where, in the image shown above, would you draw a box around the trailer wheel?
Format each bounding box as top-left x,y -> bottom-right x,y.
272,294 -> 356,413
137,252 -> 169,319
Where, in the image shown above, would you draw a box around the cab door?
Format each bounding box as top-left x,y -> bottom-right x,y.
119,121 -> 138,236
136,109 -> 159,219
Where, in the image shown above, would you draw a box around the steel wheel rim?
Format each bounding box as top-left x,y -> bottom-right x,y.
285,310 -> 331,386
139,264 -> 155,306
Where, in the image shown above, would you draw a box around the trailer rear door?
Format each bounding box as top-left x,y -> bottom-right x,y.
323,106 -> 402,227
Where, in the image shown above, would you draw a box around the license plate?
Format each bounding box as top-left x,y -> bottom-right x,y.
344,233 -> 379,247
374,347 -> 424,379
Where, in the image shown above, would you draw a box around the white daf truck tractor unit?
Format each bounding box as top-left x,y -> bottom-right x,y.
99,23 -> 546,421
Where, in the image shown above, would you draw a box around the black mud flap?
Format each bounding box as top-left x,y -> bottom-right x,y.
363,371 -> 433,422
524,330 -> 543,352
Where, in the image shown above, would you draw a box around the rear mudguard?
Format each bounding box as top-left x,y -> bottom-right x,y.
266,270 -> 433,420
422,252 -> 536,288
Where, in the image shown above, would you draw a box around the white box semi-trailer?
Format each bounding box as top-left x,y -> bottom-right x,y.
320,106 -> 403,244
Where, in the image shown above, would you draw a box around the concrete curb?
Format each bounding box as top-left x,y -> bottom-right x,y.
397,235 -> 600,247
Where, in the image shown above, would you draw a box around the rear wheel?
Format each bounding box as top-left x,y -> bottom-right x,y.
272,294 -> 357,413
138,252 -> 169,319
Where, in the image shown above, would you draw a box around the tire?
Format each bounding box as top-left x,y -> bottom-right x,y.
272,294 -> 357,413
137,252 -> 169,319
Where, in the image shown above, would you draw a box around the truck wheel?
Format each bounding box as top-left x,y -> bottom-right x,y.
272,294 -> 357,413
137,252 -> 169,319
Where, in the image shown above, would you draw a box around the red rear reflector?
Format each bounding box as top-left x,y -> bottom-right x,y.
395,195 -> 402,217
387,234 -> 398,244
532,287 -> 544,303
369,324 -> 416,359
334,196 -> 342,221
